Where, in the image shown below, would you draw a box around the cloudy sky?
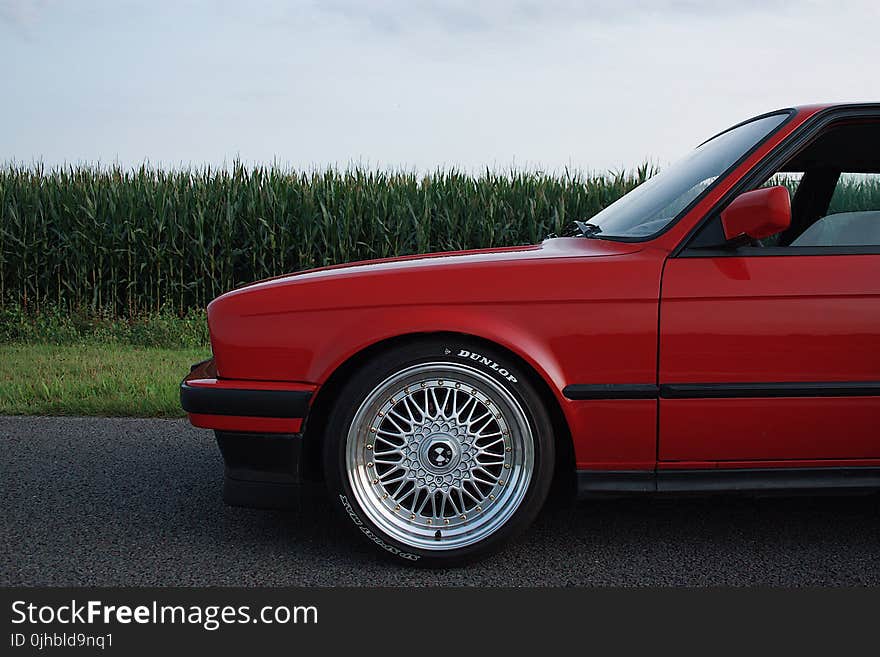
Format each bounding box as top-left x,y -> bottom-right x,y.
2,0 -> 879,172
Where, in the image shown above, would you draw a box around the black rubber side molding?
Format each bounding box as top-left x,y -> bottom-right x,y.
180,383 -> 311,418
661,381 -> 880,399
563,381 -> 880,400
562,384 -> 658,400
578,467 -> 880,496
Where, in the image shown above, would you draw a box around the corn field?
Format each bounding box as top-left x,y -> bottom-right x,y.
0,163 -> 650,316
2,164 -> 878,317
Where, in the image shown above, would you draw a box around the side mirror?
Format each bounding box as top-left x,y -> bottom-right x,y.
720,186 -> 791,242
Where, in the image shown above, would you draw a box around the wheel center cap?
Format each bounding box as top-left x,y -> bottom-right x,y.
420,434 -> 461,474
429,443 -> 453,467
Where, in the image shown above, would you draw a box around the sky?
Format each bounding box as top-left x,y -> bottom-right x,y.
2,0 -> 879,173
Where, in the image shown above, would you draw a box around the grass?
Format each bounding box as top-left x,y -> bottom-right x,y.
0,343 -> 209,417
0,306 -> 209,417
0,304 -> 208,348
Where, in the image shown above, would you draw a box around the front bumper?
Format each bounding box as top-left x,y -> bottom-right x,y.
181,358 -> 314,434
181,359 -> 318,508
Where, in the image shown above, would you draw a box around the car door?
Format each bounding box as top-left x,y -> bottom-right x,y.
658,251 -> 880,463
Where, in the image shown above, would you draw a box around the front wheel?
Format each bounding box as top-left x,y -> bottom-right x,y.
324,339 -> 555,566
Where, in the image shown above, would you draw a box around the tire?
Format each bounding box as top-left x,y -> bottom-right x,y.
324,338 -> 555,566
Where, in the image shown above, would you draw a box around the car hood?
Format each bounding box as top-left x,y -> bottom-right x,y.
233,237 -> 639,291
208,237 -> 646,319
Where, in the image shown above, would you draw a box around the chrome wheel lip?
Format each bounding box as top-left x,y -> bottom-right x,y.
345,362 -> 534,551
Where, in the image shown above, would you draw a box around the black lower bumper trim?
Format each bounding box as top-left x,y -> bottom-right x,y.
578,467 -> 880,496
216,431 -> 319,509
181,383 -> 311,418
215,429 -> 303,489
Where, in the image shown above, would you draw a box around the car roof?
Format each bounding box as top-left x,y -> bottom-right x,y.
791,102 -> 880,117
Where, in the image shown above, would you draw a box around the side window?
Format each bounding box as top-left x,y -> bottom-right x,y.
792,173 -> 880,247
686,120 -> 880,252
828,173 -> 880,214
763,172 -> 803,194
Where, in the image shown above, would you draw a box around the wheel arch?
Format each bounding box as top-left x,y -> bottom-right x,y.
301,331 -> 575,496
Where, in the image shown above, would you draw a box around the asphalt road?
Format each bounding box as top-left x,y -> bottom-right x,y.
2,415 -> 879,586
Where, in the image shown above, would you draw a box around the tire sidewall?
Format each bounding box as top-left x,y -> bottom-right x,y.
324,338 -> 555,566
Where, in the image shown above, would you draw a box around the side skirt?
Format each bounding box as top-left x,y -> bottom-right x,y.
577,467 -> 880,496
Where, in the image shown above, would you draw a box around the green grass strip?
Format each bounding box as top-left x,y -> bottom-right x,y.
0,344 -> 209,417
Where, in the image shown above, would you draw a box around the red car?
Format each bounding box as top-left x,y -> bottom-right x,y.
182,103 -> 880,565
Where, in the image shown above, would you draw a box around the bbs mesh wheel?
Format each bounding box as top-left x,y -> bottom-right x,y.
324,339 -> 554,566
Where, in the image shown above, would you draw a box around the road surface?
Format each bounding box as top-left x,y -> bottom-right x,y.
2,416 -> 879,586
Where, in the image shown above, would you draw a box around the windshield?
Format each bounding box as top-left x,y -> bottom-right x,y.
588,112 -> 790,239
